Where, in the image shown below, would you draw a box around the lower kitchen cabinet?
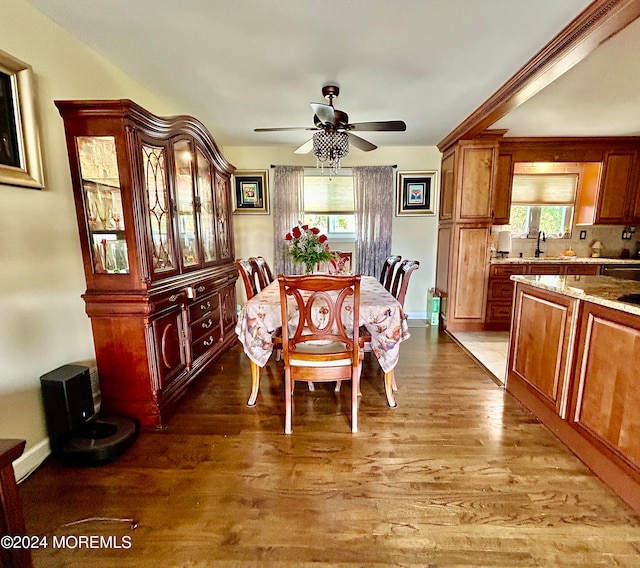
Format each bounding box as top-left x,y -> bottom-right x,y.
569,302 -> 640,476
486,262 -> 601,330
508,284 -> 576,415
507,279 -> 640,514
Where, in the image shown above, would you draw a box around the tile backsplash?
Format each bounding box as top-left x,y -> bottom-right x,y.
491,224 -> 640,259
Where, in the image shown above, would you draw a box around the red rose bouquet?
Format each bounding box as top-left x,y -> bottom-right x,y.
285,222 -> 332,273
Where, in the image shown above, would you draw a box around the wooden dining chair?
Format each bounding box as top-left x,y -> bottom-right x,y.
328,251 -> 353,274
254,256 -> 274,284
379,255 -> 402,292
390,259 -> 420,308
235,258 -> 267,300
359,260 -> 418,407
237,258 -> 281,405
278,274 -> 362,434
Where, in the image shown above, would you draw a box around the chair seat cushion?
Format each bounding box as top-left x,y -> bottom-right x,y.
289,341 -> 353,367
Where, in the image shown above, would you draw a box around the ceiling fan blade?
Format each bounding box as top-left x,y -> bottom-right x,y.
310,103 -> 336,126
347,120 -> 407,132
348,133 -> 377,152
254,127 -> 317,132
294,138 -> 314,154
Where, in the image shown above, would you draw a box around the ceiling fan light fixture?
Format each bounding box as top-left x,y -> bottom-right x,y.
313,131 -> 349,175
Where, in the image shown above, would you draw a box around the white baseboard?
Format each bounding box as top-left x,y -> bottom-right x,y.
406,311 -> 427,319
14,438 -> 50,484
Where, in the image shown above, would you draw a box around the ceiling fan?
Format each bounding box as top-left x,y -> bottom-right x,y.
254,85 -> 407,156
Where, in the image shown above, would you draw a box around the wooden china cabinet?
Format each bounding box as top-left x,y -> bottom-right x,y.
56,99 -> 238,427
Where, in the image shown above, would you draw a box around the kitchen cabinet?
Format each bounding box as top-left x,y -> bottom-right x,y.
486,262 -> 601,329
508,284 -> 576,415
575,150 -> 638,225
507,277 -> 640,514
439,151 -> 455,221
435,136 -> 503,331
447,225 -> 490,328
56,99 -> 238,426
492,151 -> 514,224
455,140 -> 497,222
569,302 -> 640,479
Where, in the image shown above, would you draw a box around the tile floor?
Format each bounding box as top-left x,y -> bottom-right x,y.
448,331 -> 510,384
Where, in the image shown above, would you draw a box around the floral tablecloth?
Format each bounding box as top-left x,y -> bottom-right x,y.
234,276 -> 410,373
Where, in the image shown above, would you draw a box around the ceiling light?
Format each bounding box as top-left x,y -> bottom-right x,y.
313,131 -> 349,175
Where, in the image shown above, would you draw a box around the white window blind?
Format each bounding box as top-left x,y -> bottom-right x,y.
303,175 -> 354,213
511,174 -> 578,205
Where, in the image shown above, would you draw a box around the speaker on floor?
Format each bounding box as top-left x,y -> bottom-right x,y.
40,364 -> 139,465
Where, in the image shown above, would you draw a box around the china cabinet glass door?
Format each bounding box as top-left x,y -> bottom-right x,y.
215,172 -> 232,260
142,143 -> 176,275
173,139 -> 200,268
76,136 -> 129,274
196,148 -> 217,264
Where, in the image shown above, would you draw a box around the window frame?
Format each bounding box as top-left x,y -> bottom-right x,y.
303,169 -> 356,242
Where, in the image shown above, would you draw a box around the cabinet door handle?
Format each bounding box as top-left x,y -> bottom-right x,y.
169,294 -> 180,302
202,318 -> 213,329
200,301 -> 211,311
196,285 -> 206,292
203,335 -> 215,346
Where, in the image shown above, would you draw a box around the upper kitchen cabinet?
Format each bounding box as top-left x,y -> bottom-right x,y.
439,136 -> 506,224
55,99 -> 238,426
577,150 -> 639,225
455,140 -> 498,222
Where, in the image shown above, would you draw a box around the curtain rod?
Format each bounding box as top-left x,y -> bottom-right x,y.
270,164 -> 397,169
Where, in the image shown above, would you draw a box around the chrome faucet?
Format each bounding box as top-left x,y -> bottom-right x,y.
535,230 -> 546,258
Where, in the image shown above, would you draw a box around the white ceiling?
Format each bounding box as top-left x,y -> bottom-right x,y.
28,0 -> 610,149
495,15 -> 640,138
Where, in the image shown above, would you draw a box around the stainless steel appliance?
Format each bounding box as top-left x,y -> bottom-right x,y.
600,264 -> 640,281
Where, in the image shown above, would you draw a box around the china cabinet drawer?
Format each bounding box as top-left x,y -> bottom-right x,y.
190,309 -> 221,343
189,292 -> 220,321
193,273 -> 237,299
191,326 -> 223,360
151,289 -> 190,314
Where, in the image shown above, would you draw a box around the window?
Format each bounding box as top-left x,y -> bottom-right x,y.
508,173 -> 578,238
303,171 -> 355,241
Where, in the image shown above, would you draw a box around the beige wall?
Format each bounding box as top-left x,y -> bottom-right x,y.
0,0 -> 175,473
224,145 -> 442,317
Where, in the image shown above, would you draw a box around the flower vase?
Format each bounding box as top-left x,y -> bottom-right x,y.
305,261 -> 315,275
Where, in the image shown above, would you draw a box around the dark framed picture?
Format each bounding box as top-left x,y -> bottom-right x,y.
232,170 -> 269,214
396,171 -> 437,216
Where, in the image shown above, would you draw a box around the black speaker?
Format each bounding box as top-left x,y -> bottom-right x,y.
40,364 -> 95,454
40,364 -> 139,465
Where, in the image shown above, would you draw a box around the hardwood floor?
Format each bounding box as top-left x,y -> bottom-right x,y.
19,327 -> 640,567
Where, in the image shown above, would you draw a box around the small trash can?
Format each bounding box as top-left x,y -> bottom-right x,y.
427,288 -> 441,326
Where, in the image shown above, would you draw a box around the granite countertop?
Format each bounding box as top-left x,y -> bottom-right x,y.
511,274 -> 640,316
492,257 -> 640,265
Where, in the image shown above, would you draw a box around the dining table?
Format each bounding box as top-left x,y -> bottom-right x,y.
235,275 -> 411,408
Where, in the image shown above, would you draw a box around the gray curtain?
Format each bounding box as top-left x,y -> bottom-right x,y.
272,166 -> 305,275
354,166 -> 394,277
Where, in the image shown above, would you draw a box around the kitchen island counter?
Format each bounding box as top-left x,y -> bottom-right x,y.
507,275 -> 640,515
510,274 -> 640,316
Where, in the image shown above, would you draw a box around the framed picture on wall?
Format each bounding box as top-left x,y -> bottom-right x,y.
0,49 -> 44,189
232,170 -> 269,214
396,171 -> 437,216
